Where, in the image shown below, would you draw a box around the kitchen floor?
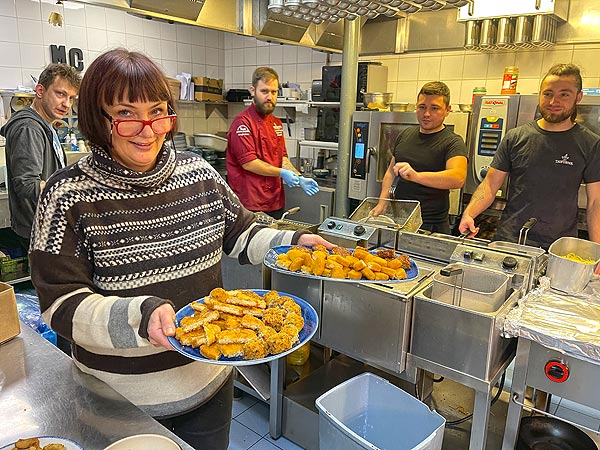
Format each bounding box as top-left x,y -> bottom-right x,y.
14,284 -> 600,450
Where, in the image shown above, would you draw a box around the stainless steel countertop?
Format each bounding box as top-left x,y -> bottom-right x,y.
0,323 -> 194,450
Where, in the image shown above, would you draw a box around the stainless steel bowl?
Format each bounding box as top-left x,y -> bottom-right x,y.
362,92 -> 393,109
312,168 -> 330,178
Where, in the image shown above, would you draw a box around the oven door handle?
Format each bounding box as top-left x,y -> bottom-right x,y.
511,392 -> 600,435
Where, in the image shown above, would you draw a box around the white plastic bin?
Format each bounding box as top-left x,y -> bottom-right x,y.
315,373 -> 445,450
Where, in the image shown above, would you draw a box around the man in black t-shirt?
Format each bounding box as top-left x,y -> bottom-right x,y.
371,81 -> 468,234
459,63 -> 600,249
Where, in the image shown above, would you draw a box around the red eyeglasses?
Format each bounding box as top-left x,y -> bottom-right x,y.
102,109 -> 177,137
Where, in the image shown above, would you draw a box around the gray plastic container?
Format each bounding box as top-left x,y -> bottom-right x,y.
315,372 -> 445,450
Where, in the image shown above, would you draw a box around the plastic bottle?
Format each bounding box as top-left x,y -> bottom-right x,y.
501,66 -> 519,95
472,86 -> 487,103
287,342 -> 310,366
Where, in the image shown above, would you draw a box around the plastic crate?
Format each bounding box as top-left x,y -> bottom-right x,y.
0,256 -> 29,282
316,372 -> 445,450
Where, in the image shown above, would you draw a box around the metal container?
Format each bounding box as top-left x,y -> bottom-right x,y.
362,92 -> 393,109
547,237 -> 600,293
411,285 -> 518,381
431,264 -> 510,313
192,133 -> 227,151
304,127 -> 317,140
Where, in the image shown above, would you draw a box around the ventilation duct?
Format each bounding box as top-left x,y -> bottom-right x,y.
458,0 -> 568,52
126,0 -> 205,21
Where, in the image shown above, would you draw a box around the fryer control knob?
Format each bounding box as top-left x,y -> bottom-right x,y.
354,225 -> 366,236
480,167 -> 489,178
545,360 -> 569,383
463,251 -> 473,261
502,256 -> 518,270
327,221 -> 336,229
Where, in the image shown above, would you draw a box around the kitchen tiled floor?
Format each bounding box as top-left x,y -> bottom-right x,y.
14,283 -> 600,450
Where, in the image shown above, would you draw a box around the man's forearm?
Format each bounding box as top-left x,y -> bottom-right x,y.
242,159 -> 282,177
587,200 -> 600,243
464,180 -> 496,218
413,169 -> 465,190
282,157 -> 300,175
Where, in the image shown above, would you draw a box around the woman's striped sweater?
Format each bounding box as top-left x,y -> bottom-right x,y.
29,143 -> 304,418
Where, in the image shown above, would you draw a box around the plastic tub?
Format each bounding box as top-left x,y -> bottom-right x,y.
316,372 -> 445,450
547,236 -> 600,293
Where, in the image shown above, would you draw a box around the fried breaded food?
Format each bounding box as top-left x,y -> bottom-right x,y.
243,338 -> 269,360
241,314 -> 265,330
43,445 -> 66,450
312,244 -> 327,252
217,328 -> 257,344
15,438 -> 40,449
190,301 -> 206,312
200,343 -> 222,360
332,246 -> 351,257
263,307 -> 286,331
266,332 -> 294,354
280,324 -> 300,344
179,309 -> 219,333
178,329 -> 207,348
283,299 -> 301,315
224,290 -> 264,308
209,287 -> 229,302
284,312 -> 304,331
219,343 -> 244,358
204,323 -> 221,346
242,306 -> 265,317
376,248 -> 396,260
258,325 -> 277,340
211,301 -> 244,316
264,290 -> 283,307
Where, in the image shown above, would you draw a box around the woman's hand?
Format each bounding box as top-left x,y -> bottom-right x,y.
147,303 -> 176,350
297,233 -> 335,250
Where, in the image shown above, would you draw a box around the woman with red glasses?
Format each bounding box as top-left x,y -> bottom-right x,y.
28,48 -> 331,449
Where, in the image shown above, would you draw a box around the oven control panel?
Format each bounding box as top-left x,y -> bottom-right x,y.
473,96 -> 510,182
349,121 -> 370,200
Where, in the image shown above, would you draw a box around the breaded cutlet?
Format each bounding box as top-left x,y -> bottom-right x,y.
216,328 -> 257,344
200,343 -> 222,360
203,322 -> 221,346
178,329 -> 207,348
218,343 -> 244,358
241,314 -> 265,330
266,332 -> 294,354
284,312 -> 304,331
243,338 -> 269,360
179,309 -> 219,333
263,308 -> 286,331
282,299 -> 301,315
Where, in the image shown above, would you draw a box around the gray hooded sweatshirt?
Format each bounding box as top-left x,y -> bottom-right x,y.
0,107 -> 65,240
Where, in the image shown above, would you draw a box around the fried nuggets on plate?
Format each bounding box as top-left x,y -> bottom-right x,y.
175,288 -> 306,361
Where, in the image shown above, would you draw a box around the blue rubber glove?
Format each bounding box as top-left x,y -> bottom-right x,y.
299,176 -> 319,196
280,169 -> 300,187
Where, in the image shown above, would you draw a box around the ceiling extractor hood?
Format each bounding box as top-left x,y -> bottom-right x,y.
458,0 -> 569,52
126,0 -> 205,21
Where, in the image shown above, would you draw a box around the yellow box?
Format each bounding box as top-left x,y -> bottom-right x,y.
0,282 -> 20,344
166,77 -> 181,100
192,77 -> 224,102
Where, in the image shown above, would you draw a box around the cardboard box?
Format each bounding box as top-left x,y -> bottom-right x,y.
0,282 -> 20,344
192,77 -> 224,102
166,77 -> 182,100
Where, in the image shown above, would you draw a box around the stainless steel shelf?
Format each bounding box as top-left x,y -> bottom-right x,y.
299,140 -> 338,150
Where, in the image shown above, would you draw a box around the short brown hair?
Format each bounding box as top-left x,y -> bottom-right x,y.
252,67 -> 279,88
78,48 -> 177,150
542,63 -> 582,92
38,63 -> 81,90
418,81 -> 451,107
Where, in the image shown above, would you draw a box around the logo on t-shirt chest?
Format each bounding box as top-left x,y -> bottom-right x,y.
273,124 -> 284,137
555,153 -> 574,166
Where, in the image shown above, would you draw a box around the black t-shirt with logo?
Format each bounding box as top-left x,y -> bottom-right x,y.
491,121 -> 600,248
392,126 -> 467,224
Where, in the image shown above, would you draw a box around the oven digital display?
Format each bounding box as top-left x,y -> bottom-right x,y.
354,142 -> 365,159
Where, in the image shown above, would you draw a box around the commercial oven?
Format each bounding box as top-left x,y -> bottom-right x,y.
464,93 -> 600,206
348,110 -> 471,216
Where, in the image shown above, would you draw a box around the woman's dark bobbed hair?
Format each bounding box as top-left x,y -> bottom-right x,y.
78,48 -> 177,149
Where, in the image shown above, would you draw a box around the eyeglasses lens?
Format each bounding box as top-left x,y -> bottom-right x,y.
116,116 -> 175,137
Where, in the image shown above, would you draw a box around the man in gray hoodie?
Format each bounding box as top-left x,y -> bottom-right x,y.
0,64 -> 81,253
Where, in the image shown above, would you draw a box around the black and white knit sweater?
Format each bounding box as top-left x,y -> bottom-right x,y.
30,142 -> 304,418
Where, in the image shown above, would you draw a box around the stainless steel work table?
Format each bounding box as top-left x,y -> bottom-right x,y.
0,323 -> 194,450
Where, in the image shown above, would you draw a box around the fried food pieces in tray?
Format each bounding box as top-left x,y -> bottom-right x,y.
170,289 -> 317,364
271,245 -> 414,282
3,437 -> 80,450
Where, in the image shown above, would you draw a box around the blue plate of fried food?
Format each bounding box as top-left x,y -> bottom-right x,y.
264,245 -> 419,283
168,289 -> 318,366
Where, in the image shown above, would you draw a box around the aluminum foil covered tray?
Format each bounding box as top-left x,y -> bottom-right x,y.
503,280 -> 600,362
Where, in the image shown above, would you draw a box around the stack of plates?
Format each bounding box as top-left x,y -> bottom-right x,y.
172,132 -> 190,151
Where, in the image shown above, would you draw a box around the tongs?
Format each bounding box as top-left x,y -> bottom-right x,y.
518,217 -> 537,245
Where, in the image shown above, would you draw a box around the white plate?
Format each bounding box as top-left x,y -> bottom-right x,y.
0,436 -> 83,450
103,434 -> 180,450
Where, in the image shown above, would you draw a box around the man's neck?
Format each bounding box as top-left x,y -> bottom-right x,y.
30,101 -> 52,124
537,118 -> 575,132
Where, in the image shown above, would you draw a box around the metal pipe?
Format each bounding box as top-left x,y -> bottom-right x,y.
334,17 -> 360,218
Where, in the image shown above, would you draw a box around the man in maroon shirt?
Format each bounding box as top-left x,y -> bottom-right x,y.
226,67 -> 318,219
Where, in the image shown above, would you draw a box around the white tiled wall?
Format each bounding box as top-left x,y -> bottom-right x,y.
2,0 -> 600,137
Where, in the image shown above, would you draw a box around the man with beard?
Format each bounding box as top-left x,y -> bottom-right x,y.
459,63 -> 600,249
226,67 -> 318,219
